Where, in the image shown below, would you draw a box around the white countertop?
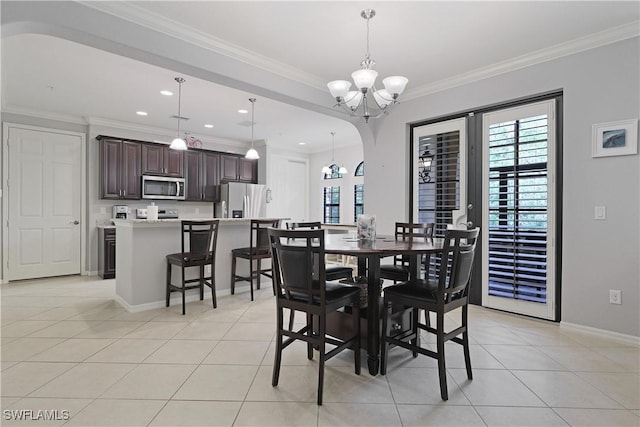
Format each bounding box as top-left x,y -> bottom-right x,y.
113,217 -> 287,227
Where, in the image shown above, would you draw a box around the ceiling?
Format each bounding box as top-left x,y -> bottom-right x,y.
2,1 -> 638,152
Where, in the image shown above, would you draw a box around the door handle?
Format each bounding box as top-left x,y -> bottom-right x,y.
466,221 -> 474,228
70,220 -> 79,225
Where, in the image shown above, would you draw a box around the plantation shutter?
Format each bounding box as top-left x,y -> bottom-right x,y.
487,114 -> 549,303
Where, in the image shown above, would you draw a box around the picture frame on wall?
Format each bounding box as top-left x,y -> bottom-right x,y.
592,119 -> 638,158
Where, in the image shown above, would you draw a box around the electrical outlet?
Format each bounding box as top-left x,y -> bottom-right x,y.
609,289 -> 621,305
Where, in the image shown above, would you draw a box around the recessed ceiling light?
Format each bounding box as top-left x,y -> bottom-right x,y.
136,111 -> 148,116
160,90 -> 173,96
238,109 -> 248,114
204,124 -> 214,128
298,142 -> 306,145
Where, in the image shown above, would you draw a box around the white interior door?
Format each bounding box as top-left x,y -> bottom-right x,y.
482,100 -> 556,320
413,118 -> 468,234
267,155 -> 308,222
6,126 -> 82,280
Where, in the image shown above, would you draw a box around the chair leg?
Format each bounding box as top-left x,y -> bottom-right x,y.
230,254 -> 236,295
317,314 -> 326,405
288,309 -> 295,331
353,301 -> 361,375
249,258 -> 254,301
199,265 -> 205,301
180,266 -> 186,316
272,306 -> 284,387
436,310 -> 448,400
165,261 -> 171,307
411,307 -> 420,358
210,262 -> 217,309
380,298 -> 390,376
306,313 -> 313,360
256,259 -> 261,290
462,304 -> 472,380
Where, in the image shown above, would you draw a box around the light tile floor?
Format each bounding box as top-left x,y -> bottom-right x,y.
1,275 -> 638,426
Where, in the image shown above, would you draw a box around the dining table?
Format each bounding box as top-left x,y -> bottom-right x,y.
322,233 -> 444,375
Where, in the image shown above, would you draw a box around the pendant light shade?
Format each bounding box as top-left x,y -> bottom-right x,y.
170,77 -> 188,150
245,98 -> 260,159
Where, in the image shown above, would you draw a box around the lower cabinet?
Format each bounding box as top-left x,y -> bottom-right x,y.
99,227 -> 116,279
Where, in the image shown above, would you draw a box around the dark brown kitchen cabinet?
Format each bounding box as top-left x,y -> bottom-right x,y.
221,154 -> 257,183
100,138 -> 141,200
141,143 -> 183,177
98,227 -> 116,279
184,150 -> 220,201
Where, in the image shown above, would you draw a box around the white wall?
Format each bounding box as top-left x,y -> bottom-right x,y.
365,38 -> 639,337
309,144 -> 364,224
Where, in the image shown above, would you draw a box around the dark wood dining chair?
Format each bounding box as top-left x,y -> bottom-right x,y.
268,228 -> 361,405
380,227 -> 480,400
166,220 -> 220,315
285,221 -> 354,330
380,222 -> 434,283
231,219 -> 280,301
286,221 -> 354,281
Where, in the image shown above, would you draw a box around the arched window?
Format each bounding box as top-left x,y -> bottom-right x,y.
323,164 -> 342,179
354,161 -> 364,221
354,161 -> 364,176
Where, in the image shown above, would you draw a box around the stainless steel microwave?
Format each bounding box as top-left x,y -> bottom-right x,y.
141,175 -> 185,200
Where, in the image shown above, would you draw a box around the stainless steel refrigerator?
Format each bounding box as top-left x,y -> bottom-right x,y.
215,182 -> 267,218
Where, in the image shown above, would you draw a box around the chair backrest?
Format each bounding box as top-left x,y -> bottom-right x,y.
286,221 -> 322,230
251,219 -> 281,251
181,220 -> 219,261
394,222 -> 435,265
268,228 -> 326,305
435,227 -> 479,303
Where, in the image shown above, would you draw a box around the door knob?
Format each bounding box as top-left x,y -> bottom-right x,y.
70,220 -> 80,225
466,221 -> 474,228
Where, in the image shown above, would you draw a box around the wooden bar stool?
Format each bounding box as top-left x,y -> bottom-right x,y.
231,219 -> 280,301
166,220 -> 220,315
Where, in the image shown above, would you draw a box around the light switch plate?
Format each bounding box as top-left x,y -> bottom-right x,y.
595,206 -> 606,220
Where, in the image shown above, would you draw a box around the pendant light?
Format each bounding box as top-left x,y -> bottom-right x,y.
170,77 -> 187,150
321,132 -> 347,176
245,98 -> 259,159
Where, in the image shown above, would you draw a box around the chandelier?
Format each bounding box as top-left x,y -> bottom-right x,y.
327,9 -> 408,123
245,98 -> 259,159
169,77 -> 188,150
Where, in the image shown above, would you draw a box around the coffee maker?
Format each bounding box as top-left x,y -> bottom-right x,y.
112,205 -> 130,219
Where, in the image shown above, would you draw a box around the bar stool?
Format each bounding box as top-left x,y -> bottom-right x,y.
231,219 -> 280,301
166,220 -> 220,315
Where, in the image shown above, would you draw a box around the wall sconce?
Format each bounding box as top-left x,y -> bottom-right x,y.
418,149 -> 434,183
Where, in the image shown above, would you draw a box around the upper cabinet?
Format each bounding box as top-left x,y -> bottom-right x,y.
184,150 -> 220,201
100,138 -> 141,200
141,143 -> 183,177
98,136 -> 256,200
221,154 -> 257,183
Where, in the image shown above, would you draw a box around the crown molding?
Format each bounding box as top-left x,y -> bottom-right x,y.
1,105 -> 89,125
404,21 -> 640,101
85,117 -> 247,148
79,1 -> 326,90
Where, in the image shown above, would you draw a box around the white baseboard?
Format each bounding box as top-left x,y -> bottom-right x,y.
84,270 -> 98,276
114,284 -> 253,312
560,321 -> 640,347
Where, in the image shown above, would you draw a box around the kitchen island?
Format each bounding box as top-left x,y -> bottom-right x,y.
113,218 -> 285,311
